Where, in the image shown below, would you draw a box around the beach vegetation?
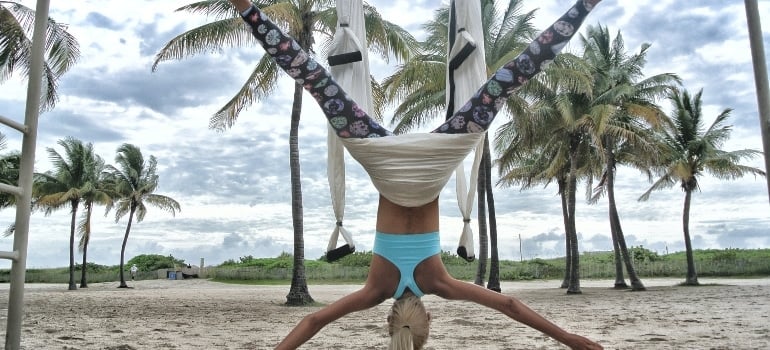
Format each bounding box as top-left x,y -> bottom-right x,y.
4,248 -> 768,284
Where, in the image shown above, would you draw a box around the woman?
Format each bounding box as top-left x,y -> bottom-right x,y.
227,0 -> 604,349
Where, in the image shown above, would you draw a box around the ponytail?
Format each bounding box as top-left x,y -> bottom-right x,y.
387,291 -> 430,349
388,326 -> 415,350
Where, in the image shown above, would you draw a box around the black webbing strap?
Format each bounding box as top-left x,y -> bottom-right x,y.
328,51 -> 363,66
445,1 -> 477,119
328,22 -> 363,67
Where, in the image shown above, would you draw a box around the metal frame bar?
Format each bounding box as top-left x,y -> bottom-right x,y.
744,0 -> 770,205
2,0 -> 49,349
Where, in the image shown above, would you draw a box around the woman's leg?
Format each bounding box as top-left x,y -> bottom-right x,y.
237,3 -> 393,139
432,0 -> 601,134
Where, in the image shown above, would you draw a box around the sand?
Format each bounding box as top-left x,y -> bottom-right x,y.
0,277 -> 768,349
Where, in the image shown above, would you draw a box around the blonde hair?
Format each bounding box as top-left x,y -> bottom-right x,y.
388,291 -> 430,350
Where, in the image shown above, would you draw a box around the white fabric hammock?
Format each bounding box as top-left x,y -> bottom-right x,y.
326,0 -> 487,260
326,0 -> 372,257
446,0 -> 487,261
341,133 -> 484,207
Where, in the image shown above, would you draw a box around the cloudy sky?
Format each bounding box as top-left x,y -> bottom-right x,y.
0,0 -> 768,269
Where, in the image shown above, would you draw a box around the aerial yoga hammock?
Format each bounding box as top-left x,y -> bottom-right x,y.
236,0 -> 600,259
231,1 -> 604,348
325,0 -> 489,262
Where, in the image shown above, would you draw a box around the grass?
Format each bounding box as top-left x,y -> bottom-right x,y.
2,247 -> 768,284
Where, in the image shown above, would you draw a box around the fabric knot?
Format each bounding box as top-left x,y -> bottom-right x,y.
336,221 -> 343,227
463,219 -> 471,223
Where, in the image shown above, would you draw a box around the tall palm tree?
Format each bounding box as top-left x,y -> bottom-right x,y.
152,0 -> 416,305
33,137 -> 97,290
0,1 -> 79,111
76,153 -> 111,288
105,144 -> 180,289
579,25 -> 681,291
639,88 -> 765,285
497,53 -> 601,293
382,0 -> 538,290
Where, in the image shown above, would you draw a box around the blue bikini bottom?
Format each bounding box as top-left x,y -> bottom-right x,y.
372,231 -> 441,299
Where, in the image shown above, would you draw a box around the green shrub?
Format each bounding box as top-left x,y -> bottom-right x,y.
629,246 -> 661,262
127,254 -> 185,271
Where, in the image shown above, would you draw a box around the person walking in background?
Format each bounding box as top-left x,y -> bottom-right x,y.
130,264 -> 138,281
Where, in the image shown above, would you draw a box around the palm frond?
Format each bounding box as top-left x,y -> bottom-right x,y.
152,18 -> 251,71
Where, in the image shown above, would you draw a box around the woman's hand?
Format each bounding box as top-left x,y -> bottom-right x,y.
565,333 -> 603,350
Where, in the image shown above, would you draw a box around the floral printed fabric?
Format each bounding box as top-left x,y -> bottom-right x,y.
239,0 -> 598,137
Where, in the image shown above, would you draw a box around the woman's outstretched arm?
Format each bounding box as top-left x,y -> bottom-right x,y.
415,255 -> 602,350
429,274 -> 603,350
275,287 -> 388,349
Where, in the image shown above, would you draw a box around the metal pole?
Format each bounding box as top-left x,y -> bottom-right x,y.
5,0 -> 49,348
745,0 -> 770,205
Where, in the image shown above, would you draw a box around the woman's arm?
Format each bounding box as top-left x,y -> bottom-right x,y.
275,286 -> 388,349
436,278 -> 602,350
420,259 -> 602,350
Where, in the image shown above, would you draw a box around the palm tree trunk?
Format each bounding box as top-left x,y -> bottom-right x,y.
559,178 -> 570,289
604,146 -> 628,289
80,204 -> 93,288
566,145 -> 581,294
286,83 -> 314,305
682,188 -> 699,285
611,229 -> 626,288
68,201 -> 78,290
285,17 -> 314,306
80,242 -> 89,288
483,139 -> 501,292
474,161 -> 488,286
610,211 -> 646,290
606,163 -> 646,290
118,206 -> 136,288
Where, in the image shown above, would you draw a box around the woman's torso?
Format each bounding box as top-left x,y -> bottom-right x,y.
376,195 -> 439,234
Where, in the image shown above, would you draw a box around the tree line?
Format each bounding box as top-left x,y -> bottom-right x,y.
2,1 -> 765,303
0,135 -> 180,290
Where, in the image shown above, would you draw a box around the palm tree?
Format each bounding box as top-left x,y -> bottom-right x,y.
33,137 -> 98,290
496,52 -> 601,293
0,132 -> 23,239
152,0 -> 416,305
0,1 -> 79,111
105,143 -> 180,289
76,153 -> 111,288
579,25 -> 681,291
0,132 -> 20,210
639,88 -> 765,285
382,0 -> 538,290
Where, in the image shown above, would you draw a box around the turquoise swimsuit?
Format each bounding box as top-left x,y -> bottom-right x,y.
373,231 -> 441,299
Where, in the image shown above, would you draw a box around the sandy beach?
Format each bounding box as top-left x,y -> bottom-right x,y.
0,277 -> 768,349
